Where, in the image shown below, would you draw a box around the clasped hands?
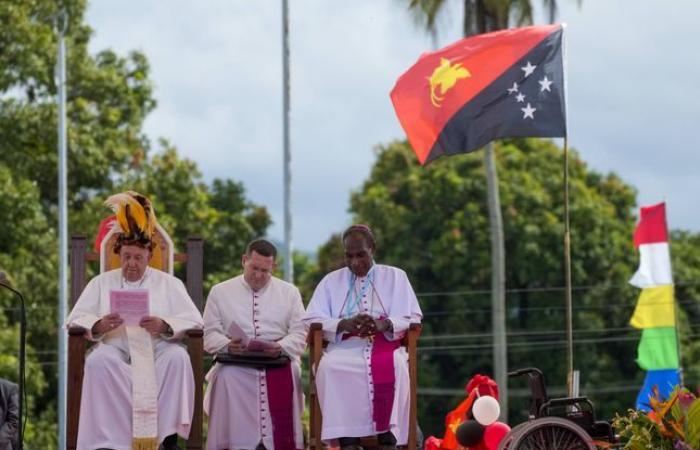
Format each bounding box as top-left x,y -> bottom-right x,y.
338,314 -> 391,337
92,313 -> 170,336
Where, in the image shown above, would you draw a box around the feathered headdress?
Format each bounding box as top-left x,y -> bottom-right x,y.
104,191 -> 158,248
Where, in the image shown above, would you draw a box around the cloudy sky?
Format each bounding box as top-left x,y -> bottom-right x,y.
86,0 -> 700,252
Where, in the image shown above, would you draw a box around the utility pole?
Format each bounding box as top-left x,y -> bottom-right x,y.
484,142 -> 507,419
281,0 -> 293,282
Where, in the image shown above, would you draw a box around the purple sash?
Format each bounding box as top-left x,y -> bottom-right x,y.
371,333 -> 400,432
266,362 -> 296,450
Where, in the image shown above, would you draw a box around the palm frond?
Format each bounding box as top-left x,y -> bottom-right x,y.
405,0 -> 448,34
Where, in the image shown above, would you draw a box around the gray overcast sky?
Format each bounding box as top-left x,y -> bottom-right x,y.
86,0 -> 700,252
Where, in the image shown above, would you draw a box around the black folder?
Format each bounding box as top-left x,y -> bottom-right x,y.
213,351 -> 291,369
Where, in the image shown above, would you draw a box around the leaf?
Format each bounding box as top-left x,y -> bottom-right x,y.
686,399 -> 700,448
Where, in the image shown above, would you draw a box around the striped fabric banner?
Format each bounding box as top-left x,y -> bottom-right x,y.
629,202 -> 680,410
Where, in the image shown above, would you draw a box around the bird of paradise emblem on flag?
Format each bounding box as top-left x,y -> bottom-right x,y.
428,58 -> 471,107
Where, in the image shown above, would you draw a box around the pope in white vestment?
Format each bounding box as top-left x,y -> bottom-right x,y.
65,191 -> 204,450
67,266 -> 204,450
203,239 -> 306,450
303,225 -> 422,448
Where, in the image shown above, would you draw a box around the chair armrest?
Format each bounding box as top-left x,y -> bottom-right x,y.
185,328 -> 204,339
308,323 -> 324,450
540,396 -> 595,417
401,323 -> 422,347
183,328 -> 204,449
308,323 -> 324,371
68,326 -> 88,338
67,326 -> 88,450
307,323 -> 323,344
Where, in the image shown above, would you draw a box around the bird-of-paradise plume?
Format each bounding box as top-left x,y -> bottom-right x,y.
104,191 -> 157,240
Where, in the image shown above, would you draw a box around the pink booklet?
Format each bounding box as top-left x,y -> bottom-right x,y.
110,289 -> 149,326
227,321 -> 278,351
227,321 -> 250,346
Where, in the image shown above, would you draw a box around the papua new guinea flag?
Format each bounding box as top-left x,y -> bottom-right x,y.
390,24 -> 567,165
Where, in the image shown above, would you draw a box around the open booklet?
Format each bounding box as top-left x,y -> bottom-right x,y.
228,321 -> 278,352
110,289 -> 149,326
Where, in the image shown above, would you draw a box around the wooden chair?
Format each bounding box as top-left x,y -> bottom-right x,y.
307,322 -> 422,450
67,228 -> 205,450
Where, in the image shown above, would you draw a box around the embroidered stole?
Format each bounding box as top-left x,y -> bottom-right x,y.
126,326 -> 159,450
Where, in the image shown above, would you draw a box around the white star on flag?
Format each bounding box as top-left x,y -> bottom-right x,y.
521,103 -> 536,119
515,93 -> 525,103
521,61 -> 537,77
507,82 -> 519,94
539,76 -> 553,92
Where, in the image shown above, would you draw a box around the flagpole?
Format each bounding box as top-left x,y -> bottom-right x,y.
668,209 -> 685,387
563,136 -> 574,397
558,22 -> 574,397
675,276 -> 684,388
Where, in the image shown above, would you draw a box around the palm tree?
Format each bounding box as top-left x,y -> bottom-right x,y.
404,0 -> 562,419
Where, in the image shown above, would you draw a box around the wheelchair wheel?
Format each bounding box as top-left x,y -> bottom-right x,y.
498,417 -> 596,450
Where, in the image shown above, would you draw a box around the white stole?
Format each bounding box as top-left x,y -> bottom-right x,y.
125,325 -> 159,450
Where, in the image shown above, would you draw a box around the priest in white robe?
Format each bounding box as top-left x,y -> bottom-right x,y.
303,225 -> 422,450
66,191 -> 203,450
203,239 -> 306,450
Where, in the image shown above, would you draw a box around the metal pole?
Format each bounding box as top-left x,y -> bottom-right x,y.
667,206 -> 684,386
563,136 -> 574,397
560,24 -> 574,397
484,142 -> 507,419
281,0 -> 293,282
55,11 -> 69,450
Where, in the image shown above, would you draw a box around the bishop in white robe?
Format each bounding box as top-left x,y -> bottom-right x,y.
203,240 -> 306,450
303,225 -> 422,448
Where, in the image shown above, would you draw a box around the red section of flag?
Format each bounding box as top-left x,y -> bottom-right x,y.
634,202 -> 668,247
390,25 -> 559,164
441,390 -> 477,450
94,215 -> 116,252
466,373 -> 499,400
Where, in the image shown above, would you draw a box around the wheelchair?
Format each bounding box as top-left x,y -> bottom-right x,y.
498,368 -> 617,450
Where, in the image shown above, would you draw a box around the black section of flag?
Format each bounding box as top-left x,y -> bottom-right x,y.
426,28 -> 566,164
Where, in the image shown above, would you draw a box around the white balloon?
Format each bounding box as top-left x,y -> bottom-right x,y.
472,395 -> 500,426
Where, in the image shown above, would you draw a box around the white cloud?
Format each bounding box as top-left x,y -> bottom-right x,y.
86,0 -> 700,251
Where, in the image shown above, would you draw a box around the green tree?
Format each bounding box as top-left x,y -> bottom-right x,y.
0,1 -> 155,212
670,231 -> 700,386
0,164 -> 57,445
